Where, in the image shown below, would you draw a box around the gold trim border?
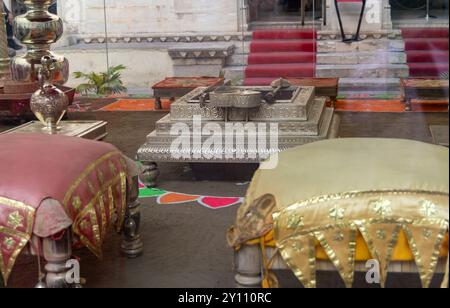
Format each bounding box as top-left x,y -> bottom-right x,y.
0,197 -> 35,285
273,190 -> 449,288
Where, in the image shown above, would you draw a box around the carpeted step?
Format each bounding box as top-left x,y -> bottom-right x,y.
401,28 -> 449,39
253,29 -> 317,40
250,40 -> 316,53
244,77 -> 278,86
248,52 -> 316,65
408,63 -> 450,77
404,38 -> 449,51
406,50 -> 449,63
339,77 -> 401,93
316,64 -> 409,78
245,63 -> 315,78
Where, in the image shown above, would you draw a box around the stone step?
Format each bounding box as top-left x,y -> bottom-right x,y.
338,90 -> 401,100
317,51 -> 406,65
316,64 -> 409,78
226,53 -> 249,66
249,22 -> 321,31
222,65 -> 245,81
234,42 -> 252,55
317,29 -> 403,41
338,78 -> 401,92
319,107 -> 336,140
146,108 -> 336,147
170,87 -> 315,122
318,40 -> 405,53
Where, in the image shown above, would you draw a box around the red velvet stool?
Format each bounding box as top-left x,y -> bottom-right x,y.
0,133 -> 143,288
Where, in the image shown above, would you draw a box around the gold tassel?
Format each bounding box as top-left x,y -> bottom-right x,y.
260,238 -> 280,288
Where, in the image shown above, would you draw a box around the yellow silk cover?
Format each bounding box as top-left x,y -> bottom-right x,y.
227,138 -> 449,288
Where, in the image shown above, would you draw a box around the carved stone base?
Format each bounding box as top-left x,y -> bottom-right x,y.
234,245 -> 263,288
43,231 -> 73,288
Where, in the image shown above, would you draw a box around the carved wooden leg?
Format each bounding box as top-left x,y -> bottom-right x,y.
43,230 -> 72,288
121,175 -> 144,258
155,97 -> 162,110
141,161 -> 159,188
330,96 -> 337,108
235,245 -> 263,288
405,98 -> 412,112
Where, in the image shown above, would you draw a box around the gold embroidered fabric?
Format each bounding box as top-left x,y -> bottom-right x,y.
62,151 -> 128,259
0,197 -> 35,285
0,151 -> 128,284
227,138 -> 449,288
275,191 -> 449,288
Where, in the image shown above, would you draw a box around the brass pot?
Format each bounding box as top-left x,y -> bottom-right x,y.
18,0 -> 56,9
11,50 -> 69,85
11,0 -> 68,84
13,13 -> 63,45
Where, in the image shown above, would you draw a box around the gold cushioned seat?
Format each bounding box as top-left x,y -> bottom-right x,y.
228,138 -> 449,288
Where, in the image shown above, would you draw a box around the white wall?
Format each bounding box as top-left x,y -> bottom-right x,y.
326,0 -> 391,32
58,0 -> 240,37
64,48 -> 174,90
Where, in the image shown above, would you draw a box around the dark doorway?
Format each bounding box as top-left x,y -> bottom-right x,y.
285,0 -> 301,11
249,0 -> 323,24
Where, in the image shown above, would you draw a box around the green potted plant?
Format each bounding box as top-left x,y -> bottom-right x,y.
73,65 -> 127,96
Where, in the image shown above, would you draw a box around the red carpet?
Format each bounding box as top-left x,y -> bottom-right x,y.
335,99 -> 448,113
402,28 -> 449,78
245,29 -> 316,86
100,99 -> 171,111
336,100 -> 406,112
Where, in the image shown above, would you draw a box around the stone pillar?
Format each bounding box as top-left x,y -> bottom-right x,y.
237,0 -> 250,32
0,2 -> 11,86
324,0 -> 392,33
54,0 -> 83,47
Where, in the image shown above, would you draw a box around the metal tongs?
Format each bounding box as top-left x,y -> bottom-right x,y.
199,80 -> 232,108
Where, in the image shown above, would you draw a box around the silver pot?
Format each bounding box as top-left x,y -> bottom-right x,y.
209,89 -> 261,109
30,83 -> 68,130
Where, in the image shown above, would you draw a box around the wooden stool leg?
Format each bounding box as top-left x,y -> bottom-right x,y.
331,96 -> 337,108
43,230 -> 73,288
121,175 -> 144,258
405,99 -> 412,112
155,97 -> 162,110
235,245 -> 263,288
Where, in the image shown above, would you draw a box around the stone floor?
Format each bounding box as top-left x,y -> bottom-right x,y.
0,109 -> 448,288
